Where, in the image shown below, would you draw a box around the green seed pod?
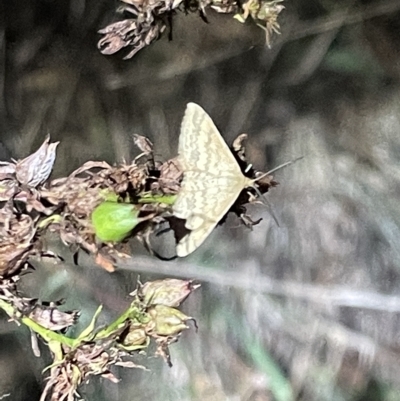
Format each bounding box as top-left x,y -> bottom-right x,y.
91,201 -> 140,242
119,326 -> 149,351
140,279 -> 200,308
148,305 -> 193,337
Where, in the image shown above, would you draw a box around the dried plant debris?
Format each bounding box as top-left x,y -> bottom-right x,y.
234,0 -> 284,47
98,0 -> 285,59
0,105 -> 286,399
39,279 -> 198,401
16,135 -> 60,187
0,276 -> 79,340
0,277 -> 198,401
0,136 -> 176,275
0,110 -> 281,274
0,135 -> 201,400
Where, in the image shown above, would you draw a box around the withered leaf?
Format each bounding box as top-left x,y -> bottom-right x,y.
133,134 -> 154,155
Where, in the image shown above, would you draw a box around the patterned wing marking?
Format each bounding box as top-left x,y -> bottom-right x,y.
173,171 -> 248,226
179,103 -> 242,174
177,222 -> 218,257
173,103 -> 255,257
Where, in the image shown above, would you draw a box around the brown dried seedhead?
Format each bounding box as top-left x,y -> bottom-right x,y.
98,0 -> 285,59
0,135 -> 182,277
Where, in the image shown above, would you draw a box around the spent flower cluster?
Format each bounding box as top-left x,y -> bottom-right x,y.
0,276 -> 198,401
0,133 -> 201,400
36,278 -> 199,401
0,134 -> 181,276
98,0 -> 285,59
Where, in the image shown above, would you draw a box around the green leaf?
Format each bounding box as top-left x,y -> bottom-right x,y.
73,305 -> 103,346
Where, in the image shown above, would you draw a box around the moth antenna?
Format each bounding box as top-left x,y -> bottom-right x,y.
253,185 -> 280,227
254,156 -> 304,182
250,156 -> 304,226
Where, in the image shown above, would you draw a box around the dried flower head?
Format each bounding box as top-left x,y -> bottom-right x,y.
133,134 -> 154,155
0,207 -> 36,277
234,0 -> 284,47
138,278 -> 200,307
28,304 -> 79,331
15,135 -> 59,187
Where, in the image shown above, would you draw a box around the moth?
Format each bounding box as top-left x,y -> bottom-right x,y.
173,103 -> 294,257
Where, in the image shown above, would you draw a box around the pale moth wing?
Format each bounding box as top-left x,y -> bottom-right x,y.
173,103 -> 253,257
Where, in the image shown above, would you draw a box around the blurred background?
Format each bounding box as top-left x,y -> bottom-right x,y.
2,0 -> 400,400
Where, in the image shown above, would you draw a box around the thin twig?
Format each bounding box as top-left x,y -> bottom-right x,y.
115,255 -> 400,313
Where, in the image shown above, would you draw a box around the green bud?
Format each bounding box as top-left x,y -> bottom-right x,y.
148,305 -> 194,337
91,201 -> 140,242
